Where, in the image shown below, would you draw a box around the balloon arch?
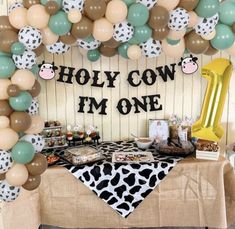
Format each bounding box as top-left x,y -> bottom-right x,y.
0,0 -> 235,202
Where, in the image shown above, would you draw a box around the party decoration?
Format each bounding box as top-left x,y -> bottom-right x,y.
0,56 -> 16,78
68,9 -> 82,23
0,150 -> 13,173
0,79 -> 11,100
127,45 -> 142,60
140,38 -> 162,58
25,115 -> 44,134
195,0 -> 219,18
178,0 -> 199,11
87,49 -> 101,62
34,44 -> 45,57
167,29 -> 186,40
26,153 -> 47,175
62,0 -> 84,13
6,163 -> 29,186
219,1 -> 235,26
84,0 -> 106,21
162,39 -> 185,58
11,141 -> 35,164
137,0 -> 157,9
152,26 -> 169,40
0,128 -> 19,151
0,116 -> 10,129
28,80 -> 41,97
11,42 -> 25,55
26,99 -> 39,115
148,5 -> 169,29
0,30 -> 18,53
192,58 -> 233,141
20,134 -> 45,152
133,25 -> 152,43
22,174 -> 41,190
103,38 -> 120,48
7,84 -> 21,97
38,61 -> 58,80
118,42 -> 130,58
77,36 -> 101,50
168,8 -> 189,31
10,111 -> 31,132
0,180 -> 21,202
9,91 -> 33,111
99,44 -> 117,57
9,7 -> 28,30
60,33 -> 76,45
157,0 -> 179,11
23,0 -> 40,8
0,16 -> 17,32
12,50 -> 37,70
93,18 -> 113,42
71,16 -> 93,39
178,55 -> 199,74
113,21 -> 134,43
45,1 -> 59,15
46,41 -> 71,54
188,11 -> 199,27
8,2 -> 24,14
127,3 -> 149,27
0,100 -> 13,116
41,27 -> 59,45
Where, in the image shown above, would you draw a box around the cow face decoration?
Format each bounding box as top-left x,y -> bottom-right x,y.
178,55 -> 199,75
38,61 -> 58,80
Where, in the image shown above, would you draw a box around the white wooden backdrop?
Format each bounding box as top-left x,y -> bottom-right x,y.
1,1 -> 235,153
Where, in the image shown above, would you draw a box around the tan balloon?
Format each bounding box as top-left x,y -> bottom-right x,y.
0,173 -> 5,181
34,44 -> 45,57
25,115 -> 44,134
10,111 -> 32,132
152,26 -> 169,40
103,37 -> 120,48
22,174 -> 41,190
11,69 -> 35,91
41,27 -> 59,45
7,84 -> 21,97
27,4 -> 50,29
204,44 -> 218,56
93,18 -> 113,42
99,44 -> 117,57
167,29 -> 186,40
60,33 -> 76,45
26,153 -> 47,176
0,16 -> 17,32
0,128 -> 19,151
71,17 -> 93,39
0,100 -> 13,116
157,0 -> 180,11
9,7 -> 28,30
162,39 -> 185,58
188,11 -> 199,27
68,9 -> 82,23
84,0 -> 107,21
45,1 -> 59,15
178,0 -> 199,11
0,79 -> 11,100
0,116 -> 10,129
6,163 -> 29,186
148,5 -> 169,29
23,0 -> 40,8
201,29 -> 216,40
105,0 -> 127,23
127,45 -> 142,60
28,80 -> 41,98
0,30 -> 18,53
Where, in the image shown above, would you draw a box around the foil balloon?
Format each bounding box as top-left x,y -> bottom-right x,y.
192,58 -> 233,142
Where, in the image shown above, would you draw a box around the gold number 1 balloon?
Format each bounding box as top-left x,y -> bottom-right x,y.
192,58 -> 233,142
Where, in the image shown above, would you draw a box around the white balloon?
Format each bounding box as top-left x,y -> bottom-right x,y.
12,50 -> 36,69
136,0 -> 157,9
140,38 -> 162,58
62,0 -> 84,13
0,180 -> 21,202
168,8 -> 189,31
0,150 -> 13,174
113,20 -> 134,43
8,2 -> 23,14
46,41 -> 71,54
20,134 -> 45,153
77,37 -> 101,50
26,99 -> 39,115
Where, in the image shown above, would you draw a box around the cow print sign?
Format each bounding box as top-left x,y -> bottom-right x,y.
54,141 -> 182,217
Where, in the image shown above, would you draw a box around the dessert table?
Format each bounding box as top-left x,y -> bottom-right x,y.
2,150 -> 235,229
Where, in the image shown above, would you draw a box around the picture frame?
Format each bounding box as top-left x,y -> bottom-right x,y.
148,119 -> 169,143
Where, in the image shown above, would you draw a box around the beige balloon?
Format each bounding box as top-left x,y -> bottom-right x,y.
0,128 -> 19,151
27,4 -> 50,29
127,45 -> 142,60
25,115 -> 44,134
167,29 -> 186,40
157,0 -> 180,10
9,7 -> 28,29
105,0 -> 128,23
0,79 -> 11,100
226,42 -> 235,55
188,11 -> 199,27
0,116 -> 10,129
41,27 -> 59,45
11,69 -> 35,91
201,29 -> 216,40
162,39 -> 185,58
6,163 -> 29,186
68,9 -> 82,23
93,18 -> 114,42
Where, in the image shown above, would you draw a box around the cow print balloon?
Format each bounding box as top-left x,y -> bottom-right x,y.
140,38 -> 162,58
46,41 -> 71,54
12,50 -> 36,69
194,13 -> 219,36
20,134 -> 45,153
136,0 -> 157,9
168,8 -> 189,31
26,99 -> 39,115
77,37 -> 101,50
8,2 -> 23,14
62,0 -> 84,13
113,21 -> 134,43
18,26 -> 42,50
0,180 -> 21,202
0,150 -> 13,174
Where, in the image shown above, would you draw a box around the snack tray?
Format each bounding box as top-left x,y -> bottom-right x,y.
112,151 -> 154,163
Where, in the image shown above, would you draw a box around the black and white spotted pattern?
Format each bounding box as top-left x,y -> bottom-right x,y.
136,0 -> 157,9
0,180 -> 21,202
21,134 -> 45,153
26,99 -> 39,115
0,150 -> 13,173
12,50 -> 36,69
77,38 -> 101,50
62,0 -> 84,13
140,38 -> 162,58
46,41 -> 71,54
168,7 -> 189,31
54,141 -> 182,218
194,13 -> 219,36
18,26 -> 42,50
113,21 -> 134,43
8,2 -> 23,14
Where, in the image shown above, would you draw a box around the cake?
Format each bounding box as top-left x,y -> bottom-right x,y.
195,139 -> 219,152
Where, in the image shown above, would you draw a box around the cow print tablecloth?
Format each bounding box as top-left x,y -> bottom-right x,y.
52,141 -> 183,218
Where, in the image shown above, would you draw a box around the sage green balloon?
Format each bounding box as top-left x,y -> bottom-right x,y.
11,42 -> 25,55
128,36 -> 139,44
49,11 -> 72,36
87,49 -> 100,62
0,56 -> 16,78
195,0 -> 219,18
166,38 -> 180,45
0,51 -> 11,57
219,1 -> 235,26
30,64 -> 39,75
118,43 -> 130,59
211,24 -> 235,50
9,91 -> 32,111
123,0 -> 135,6
40,0 -> 62,8
11,141 -> 35,164
127,3 -> 149,26
133,25 -> 152,43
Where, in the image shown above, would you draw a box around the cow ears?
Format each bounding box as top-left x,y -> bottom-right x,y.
52,62 -> 58,70
38,60 -> 45,68
178,57 -> 184,66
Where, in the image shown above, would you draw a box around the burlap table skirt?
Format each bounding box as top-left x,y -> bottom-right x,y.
2,156 -> 235,229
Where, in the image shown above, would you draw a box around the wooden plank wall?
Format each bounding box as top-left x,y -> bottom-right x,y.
1,0 -> 235,155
